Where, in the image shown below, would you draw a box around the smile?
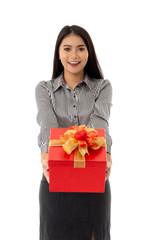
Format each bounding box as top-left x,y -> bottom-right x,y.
68,62 -> 80,67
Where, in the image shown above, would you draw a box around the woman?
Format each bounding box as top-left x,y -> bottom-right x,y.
35,25 -> 112,240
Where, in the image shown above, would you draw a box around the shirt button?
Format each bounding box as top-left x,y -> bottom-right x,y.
74,115 -> 77,118
73,94 -> 76,98
73,105 -> 76,107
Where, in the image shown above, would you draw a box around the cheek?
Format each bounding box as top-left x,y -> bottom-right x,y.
82,53 -> 89,64
59,53 -> 68,66
60,52 -> 67,60
59,48 -> 68,60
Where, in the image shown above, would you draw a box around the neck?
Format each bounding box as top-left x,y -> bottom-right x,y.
63,71 -> 84,90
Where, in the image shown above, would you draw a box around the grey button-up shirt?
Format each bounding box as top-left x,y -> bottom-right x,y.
35,73 -> 112,154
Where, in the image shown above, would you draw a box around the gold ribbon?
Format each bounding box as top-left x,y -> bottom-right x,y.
49,125 -> 106,168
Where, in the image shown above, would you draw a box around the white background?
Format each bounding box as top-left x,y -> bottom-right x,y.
0,0 -> 160,239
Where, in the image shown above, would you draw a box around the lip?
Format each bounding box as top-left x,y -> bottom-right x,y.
68,62 -> 80,67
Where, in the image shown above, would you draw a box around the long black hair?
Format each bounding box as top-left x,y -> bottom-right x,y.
52,25 -> 104,80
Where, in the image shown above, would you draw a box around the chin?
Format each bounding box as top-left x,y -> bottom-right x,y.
67,68 -> 84,75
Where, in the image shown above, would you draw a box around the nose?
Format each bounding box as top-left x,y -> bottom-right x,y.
71,49 -> 79,59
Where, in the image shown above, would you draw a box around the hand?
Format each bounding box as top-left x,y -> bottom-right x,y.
105,153 -> 112,180
41,152 -> 49,183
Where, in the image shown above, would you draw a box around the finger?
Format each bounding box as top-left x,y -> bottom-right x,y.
46,163 -> 49,170
44,171 -> 49,183
105,167 -> 111,179
44,174 -> 49,183
42,160 -> 48,168
43,169 -> 50,183
105,172 -> 109,180
46,176 -> 49,183
41,159 -> 49,169
42,164 -> 47,170
107,162 -> 112,168
105,170 -> 110,180
45,169 -> 49,176
41,159 -> 48,165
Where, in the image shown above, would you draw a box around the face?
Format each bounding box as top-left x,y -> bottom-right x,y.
59,33 -> 89,76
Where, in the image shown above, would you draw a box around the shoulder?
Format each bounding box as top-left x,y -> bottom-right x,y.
87,75 -> 112,89
87,77 -> 112,103
35,80 -> 52,95
95,78 -> 112,90
88,77 -> 112,96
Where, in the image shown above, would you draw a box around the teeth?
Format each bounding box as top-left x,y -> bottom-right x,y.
69,62 -> 79,64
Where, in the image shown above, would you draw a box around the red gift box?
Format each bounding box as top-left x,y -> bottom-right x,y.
48,128 -> 107,193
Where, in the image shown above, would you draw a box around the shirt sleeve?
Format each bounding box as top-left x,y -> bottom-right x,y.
87,80 -> 113,154
35,81 -> 59,153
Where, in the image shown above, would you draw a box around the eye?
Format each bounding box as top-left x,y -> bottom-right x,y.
79,47 -> 85,51
64,48 -> 71,52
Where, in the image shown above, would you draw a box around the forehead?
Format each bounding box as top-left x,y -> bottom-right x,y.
60,33 -> 86,46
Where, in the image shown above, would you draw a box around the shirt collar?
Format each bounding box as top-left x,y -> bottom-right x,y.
51,72 -> 94,92
83,74 -> 94,90
51,73 -> 64,92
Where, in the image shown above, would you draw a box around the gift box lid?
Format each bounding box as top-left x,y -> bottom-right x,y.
48,128 -> 107,168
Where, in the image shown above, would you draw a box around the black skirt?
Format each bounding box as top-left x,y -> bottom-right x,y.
39,173 -> 111,240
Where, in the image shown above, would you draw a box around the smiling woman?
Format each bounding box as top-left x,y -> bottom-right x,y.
35,25 -> 112,240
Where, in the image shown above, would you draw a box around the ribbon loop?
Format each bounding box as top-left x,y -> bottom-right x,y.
49,125 -> 106,168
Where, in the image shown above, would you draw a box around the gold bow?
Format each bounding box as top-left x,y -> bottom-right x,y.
49,125 -> 106,168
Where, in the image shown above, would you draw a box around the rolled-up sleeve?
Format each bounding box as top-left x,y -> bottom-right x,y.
87,80 -> 113,154
35,81 -> 59,153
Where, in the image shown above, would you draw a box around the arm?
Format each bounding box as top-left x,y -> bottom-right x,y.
35,81 -> 59,153
87,80 -> 113,154
87,80 -> 113,179
35,81 -> 59,183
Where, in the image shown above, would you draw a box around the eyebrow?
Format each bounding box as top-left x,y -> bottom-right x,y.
63,44 -> 86,47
